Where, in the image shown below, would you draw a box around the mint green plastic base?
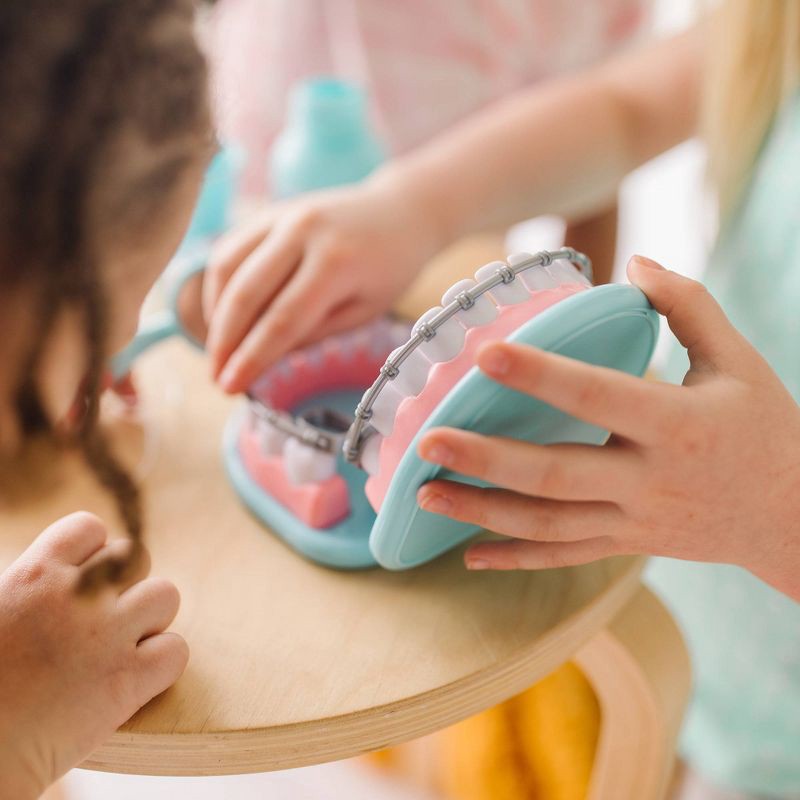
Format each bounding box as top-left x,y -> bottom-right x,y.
222,395 -> 378,570
369,283 -> 659,570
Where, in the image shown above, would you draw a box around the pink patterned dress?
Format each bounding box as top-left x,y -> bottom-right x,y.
208,0 -> 651,196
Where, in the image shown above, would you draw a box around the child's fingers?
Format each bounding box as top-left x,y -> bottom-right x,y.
80,538 -> 151,592
464,536 -> 621,571
118,576 -> 181,642
31,511 -> 107,566
477,341 -> 677,444
417,482 -> 623,544
418,429 -> 639,502
627,255 -> 748,374
206,224 -> 302,381
203,215 -> 275,322
217,252 -> 344,393
133,631 -> 189,707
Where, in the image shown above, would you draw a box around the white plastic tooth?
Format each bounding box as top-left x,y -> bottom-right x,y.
508,252 -> 559,291
547,259 -> 582,285
414,306 -> 466,363
559,259 -> 592,286
475,260 -> 529,305
283,437 -> 337,485
506,251 -> 534,267
368,381 -> 405,436
259,418 -> 289,457
387,346 -> 431,397
361,433 -> 384,476
441,279 -> 498,328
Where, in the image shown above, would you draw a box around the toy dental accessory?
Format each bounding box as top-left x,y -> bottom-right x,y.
115,248 -> 658,571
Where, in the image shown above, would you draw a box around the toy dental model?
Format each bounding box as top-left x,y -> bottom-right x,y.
115,247 -> 658,571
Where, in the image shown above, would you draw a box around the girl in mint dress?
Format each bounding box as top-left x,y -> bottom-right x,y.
206,2 -> 800,797
649,91 -> 800,799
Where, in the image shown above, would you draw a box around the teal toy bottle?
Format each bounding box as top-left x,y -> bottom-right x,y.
183,143 -> 246,246
270,77 -> 385,198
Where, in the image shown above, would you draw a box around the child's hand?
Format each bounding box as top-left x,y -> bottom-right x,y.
203,174 -> 443,393
417,256 -> 800,601
0,513 -> 188,799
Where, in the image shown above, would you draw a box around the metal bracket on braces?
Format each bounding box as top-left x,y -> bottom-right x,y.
247,396 -> 340,453
342,248 -> 592,465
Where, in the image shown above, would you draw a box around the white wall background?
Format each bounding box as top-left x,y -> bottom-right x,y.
63,1 -> 701,798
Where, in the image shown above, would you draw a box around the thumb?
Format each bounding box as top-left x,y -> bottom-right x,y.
627,255 -> 747,372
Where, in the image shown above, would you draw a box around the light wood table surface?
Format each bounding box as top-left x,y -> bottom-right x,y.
0,237 -> 690,796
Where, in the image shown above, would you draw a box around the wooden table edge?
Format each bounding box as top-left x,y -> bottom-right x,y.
83,556 -> 646,776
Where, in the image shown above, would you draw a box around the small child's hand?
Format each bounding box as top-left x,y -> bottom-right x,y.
417,256 -> 800,601
203,174 -> 443,393
0,513 -> 188,799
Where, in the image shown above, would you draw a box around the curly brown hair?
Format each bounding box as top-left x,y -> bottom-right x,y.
0,0 -> 211,587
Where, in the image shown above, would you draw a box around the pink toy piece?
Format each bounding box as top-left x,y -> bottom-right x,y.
238,424 -> 350,529
249,321 -> 403,410
365,283 -> 587,511
241,319 -> 405,529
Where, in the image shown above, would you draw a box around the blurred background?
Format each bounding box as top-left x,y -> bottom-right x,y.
63,0 -> 701,797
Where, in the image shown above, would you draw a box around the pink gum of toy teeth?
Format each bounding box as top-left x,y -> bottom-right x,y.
248,320 -> 406,411
364,282 -> 587,512
239,319 -> 407,529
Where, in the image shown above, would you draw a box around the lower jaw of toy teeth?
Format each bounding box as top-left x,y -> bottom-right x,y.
283,437 -> 338,485
252,415 -> 290,456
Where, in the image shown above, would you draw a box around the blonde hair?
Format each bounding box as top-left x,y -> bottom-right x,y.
705,0 -> 800,214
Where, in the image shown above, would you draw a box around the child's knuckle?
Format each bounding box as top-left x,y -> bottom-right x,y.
11,557 -> 49,589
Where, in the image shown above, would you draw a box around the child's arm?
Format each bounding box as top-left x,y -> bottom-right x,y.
381,28 -> 702,246
417,256 -> 800,603
204,28 -> 702,393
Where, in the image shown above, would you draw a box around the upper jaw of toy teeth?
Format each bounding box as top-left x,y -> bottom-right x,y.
415,306 -> 466,363
506,251 -> 590,289
475,260 -> 530,305
442,279 -> 498,327
345,248 -> 593,465
387,345 -> 431,396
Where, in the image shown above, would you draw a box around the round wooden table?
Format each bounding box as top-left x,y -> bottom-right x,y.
0,239 -> 690,798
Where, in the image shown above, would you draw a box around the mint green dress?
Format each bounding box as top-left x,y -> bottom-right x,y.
646,95 -> 800,798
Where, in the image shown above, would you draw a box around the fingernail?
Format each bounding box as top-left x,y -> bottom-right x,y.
467,559 -> 490,570
420,441 -> 455,467
480,345 -> 510,377
219,364 -> 238,392
419,491 -> 452,514
631,255 -> 665,271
